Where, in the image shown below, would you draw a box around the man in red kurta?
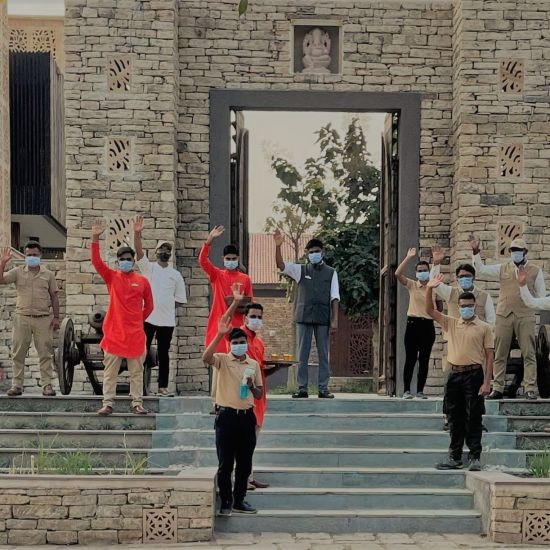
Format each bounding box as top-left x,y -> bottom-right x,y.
91,220 -> 154,416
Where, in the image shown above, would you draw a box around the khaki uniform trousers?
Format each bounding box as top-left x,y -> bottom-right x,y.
12,314 -> 54,389
493,314 -> 536,393
102,352 -> 145,408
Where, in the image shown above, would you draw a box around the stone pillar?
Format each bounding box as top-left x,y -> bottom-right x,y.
0,1 -> 10,247
451,0 -> 550,274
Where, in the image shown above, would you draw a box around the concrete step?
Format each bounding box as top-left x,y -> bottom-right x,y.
215,508 -> 482,534
506,415 -> 550,432
251,467 -> 469,489
156,429 -> 516,450
0,429 -> 152,449
0,396 -> 160,413
0,412 -> 155,431
151,447 -> 529,470
244,487 -> 474,511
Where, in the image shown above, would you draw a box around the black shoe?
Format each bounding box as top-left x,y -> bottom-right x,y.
525,391 -> 537,401
443,420 -> 450,432
318,390 -> 334,399
292,390 -> 309,399
218,503 -> 232,517
232,501 -> 257,514
486,390 -> 503,400
435,457 -> 463,470
482,424 -> 488,433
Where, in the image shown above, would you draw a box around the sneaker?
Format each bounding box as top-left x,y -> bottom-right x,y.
232,501 -> 257,514
403,391 -> 413,400
435,457 -> 463,470
42,384 -> 56,397
525,391 -> 537,401
292,390 -> 309,399
416,392 -> 428,399
486,390 -> 503,400
218,503 -> 232,517
468,458 -> 482,472
7,387 -> 22,397
318,390 -> 335,399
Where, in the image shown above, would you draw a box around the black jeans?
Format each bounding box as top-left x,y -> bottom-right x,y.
446,367 -> 484,460
403,317 -> 436,393
215,408 -> 257,506
144,322 -> 174,389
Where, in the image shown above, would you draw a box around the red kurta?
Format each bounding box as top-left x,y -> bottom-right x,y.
243,325 -> 267,427
91,242 -> 154,359
199,243 -> 253,352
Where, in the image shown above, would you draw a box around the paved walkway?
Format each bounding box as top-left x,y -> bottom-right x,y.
0,532 -> 535,549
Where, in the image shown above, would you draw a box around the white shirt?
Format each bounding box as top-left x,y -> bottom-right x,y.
472,253 -> 546,298
282,262 -> 340,301
520,286 -> 550,310
429,264 -> 496,325
136,256 -> 187,327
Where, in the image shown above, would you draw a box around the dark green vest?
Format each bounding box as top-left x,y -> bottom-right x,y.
294,263 -> 334,325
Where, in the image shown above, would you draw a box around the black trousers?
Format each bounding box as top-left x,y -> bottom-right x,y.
446,367 -> 484,460
215,408 -> 257,506
403,317 -> 436,393
144,322 -> 174,389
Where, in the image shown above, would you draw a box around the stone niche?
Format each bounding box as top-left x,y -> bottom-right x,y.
291,20 -> 342,75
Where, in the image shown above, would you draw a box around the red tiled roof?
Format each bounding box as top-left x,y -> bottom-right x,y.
249,233 -> 311,285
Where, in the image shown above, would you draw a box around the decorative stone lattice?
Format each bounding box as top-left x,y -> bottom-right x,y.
500,59 -> 524,93
143,508 -> 177,543
499,143 -> 523,178
523,511 -> 550,544
108,56 -> 132,91
497,222 -> 523,258
8,28 -> 27,51
107,137 -> 131,172
107,218 -> 134,253
30,29 -> 56,57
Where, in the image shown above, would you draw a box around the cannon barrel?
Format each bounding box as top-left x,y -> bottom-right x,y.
88,310 -> 106,333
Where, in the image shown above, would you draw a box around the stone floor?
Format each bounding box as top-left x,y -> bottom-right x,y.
0,532 -> 537,549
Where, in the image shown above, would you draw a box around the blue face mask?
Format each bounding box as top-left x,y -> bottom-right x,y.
416,271 -> 430,282
459,306 -> 476,320
308,252 -> 322,264
25,256 -> 41,268
118,260 -> 134,273
231,343 -> 248,357
224,259 -> 239,270
246,318 -> 263,332
511,251 -> 524,264
458,276 -> 474,290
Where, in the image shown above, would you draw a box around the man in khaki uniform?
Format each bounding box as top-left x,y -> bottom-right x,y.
426,275 -> 494,471
470,236 -> 544,400
0,243 -> 60,396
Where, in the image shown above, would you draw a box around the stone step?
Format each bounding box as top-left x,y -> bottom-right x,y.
506,415 -> 550,432
244,487 -> 474,511
251,467 -> 469,489
155,429 -> 516,450
0,396 -> 160,413
0,429 -> 152,450
498,400 -> 550,417
215,508 -> 482,534
515,433 -> 550,450
0,412 -> 156,431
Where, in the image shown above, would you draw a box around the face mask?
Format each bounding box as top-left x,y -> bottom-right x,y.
458,276 -> 474,290
416,271 -> 430,282
511,251 -> 524,264
231,343 -> 248,357
224,259 -> 239,270
118,260 -> 134,273
308,252 -> 322,264
246,318 -> 263,332
25,256 -> 41,268
157,252 -> 171,262
459,306 -> 476,320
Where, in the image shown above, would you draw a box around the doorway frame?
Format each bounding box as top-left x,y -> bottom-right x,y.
209,90 -> 421,394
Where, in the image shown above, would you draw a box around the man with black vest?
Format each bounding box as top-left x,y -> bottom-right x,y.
273,229 -> 340,399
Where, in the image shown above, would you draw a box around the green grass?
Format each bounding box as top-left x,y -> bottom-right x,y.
528,448 -> 550,478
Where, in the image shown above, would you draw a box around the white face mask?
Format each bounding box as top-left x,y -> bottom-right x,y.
511,251 -> 524,264
246,318 -> 263,332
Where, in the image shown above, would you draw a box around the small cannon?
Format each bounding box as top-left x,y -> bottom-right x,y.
55,311 -> 158,396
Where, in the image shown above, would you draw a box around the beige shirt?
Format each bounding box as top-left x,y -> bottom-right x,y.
2,266 -> 58,316
405,278 -> 436,319
213,352 -> 263,410
439,314 -> 494,367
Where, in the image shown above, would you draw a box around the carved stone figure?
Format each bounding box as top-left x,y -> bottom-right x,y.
302,27 -> 332,74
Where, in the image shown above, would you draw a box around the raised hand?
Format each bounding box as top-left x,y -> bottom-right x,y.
92,219 -> 106,238
517,266 -> 528,287
273,228 -> 284,247
206,226 -> 225,245
0,247 -> 12,265
133,215 -> 144,234
431,244 -> 445,265
468,235 -> 481,254
427,273 -> 444,288
231,282 -> 244,302
406,247 -> 417,258
217,316 -> 232,336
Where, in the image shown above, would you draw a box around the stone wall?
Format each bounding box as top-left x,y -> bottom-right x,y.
0,1 -> 10,248
0,473 -> 214,545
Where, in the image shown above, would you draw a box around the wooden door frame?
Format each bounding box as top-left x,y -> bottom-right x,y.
209,90 -> 421,394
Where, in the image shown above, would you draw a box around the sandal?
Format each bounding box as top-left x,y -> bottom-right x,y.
97,405 -> 113,416
133,405 -> 149,415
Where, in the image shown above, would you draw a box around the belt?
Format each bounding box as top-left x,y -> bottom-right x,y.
407,316 -> 433,322
217,406 -> 254,414
449,363 -> 482,373
18,314 -> 50,318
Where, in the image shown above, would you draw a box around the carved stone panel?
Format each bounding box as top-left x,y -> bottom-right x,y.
106,137 -> 132,173
523,511 -> 550,544
143,508 -> 177,543
499,143 -> 523,178
107,56 -> 132,92
107,218 -> 134,254
500,59 -> 524,93
497,221 -> 523,258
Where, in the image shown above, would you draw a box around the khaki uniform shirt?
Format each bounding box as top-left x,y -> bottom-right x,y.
2,266 -> 57,316
405,278 -> 436,319
439,314 -> 494,368
213,352 -> 263,410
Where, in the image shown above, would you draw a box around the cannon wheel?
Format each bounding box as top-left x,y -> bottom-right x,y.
536,325 -> 550,398
143,346 -> 157,396
56,318 -> 78,395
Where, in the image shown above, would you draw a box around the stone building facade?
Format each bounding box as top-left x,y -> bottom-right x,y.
1,0 -> 549,394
